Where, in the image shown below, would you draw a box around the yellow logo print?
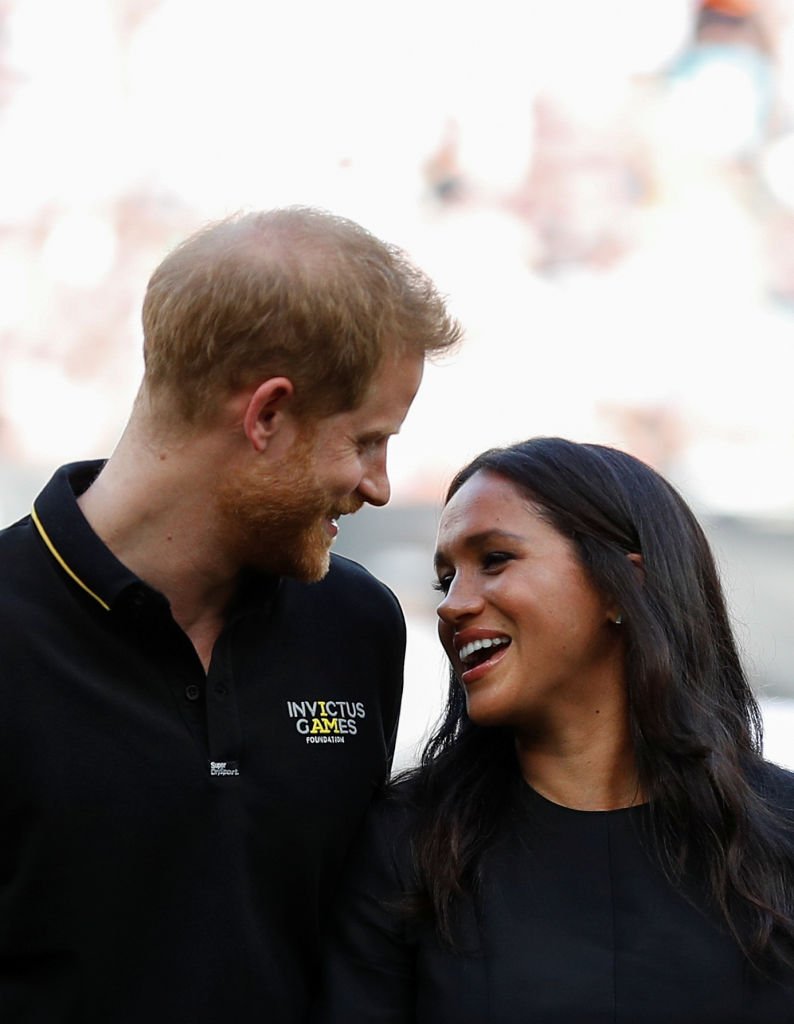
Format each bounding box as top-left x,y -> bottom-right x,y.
286,699 -> 366,744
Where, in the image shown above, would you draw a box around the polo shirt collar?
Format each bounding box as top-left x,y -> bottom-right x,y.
31,460 -> 282,618
32,460 -> 149,613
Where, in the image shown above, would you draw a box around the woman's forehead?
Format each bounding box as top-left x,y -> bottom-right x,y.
436,473 -> 544,553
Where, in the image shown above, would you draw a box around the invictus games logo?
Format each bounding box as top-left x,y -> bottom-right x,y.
286,700 -> 367,745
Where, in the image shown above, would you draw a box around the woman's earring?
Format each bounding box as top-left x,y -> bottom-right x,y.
614,613 -> 623,625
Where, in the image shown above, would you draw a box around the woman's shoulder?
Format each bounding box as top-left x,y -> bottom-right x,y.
367,775 -> 424,835
751,759 -> 794,815
340,778 -> 424,892
349,775 -> 421,838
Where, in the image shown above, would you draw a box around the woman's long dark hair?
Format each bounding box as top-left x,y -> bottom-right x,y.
403,437 -> 794,969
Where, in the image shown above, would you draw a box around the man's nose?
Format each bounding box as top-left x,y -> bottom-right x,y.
358,455 -> 390,507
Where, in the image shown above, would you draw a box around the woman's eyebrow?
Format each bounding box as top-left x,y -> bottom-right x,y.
434,529 -> 525,569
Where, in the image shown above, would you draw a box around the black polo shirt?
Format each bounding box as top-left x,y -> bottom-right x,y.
0,461 -> 405,1024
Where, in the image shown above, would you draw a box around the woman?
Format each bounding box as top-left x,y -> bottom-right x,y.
315,437 -> 794,1023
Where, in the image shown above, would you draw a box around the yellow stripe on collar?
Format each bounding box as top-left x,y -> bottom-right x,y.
31,505 -> 111,611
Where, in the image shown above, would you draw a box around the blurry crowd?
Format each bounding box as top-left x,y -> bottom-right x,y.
1,0 -> 794,516
416,0 -> 794,507
427,1 -> 791,281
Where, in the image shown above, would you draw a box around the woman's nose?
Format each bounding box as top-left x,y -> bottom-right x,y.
436,574 -> 484,625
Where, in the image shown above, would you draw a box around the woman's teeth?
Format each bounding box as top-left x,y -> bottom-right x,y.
459,636 -> 510,665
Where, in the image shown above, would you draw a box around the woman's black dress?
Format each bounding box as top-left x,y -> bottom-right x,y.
315,775 -> 794,1023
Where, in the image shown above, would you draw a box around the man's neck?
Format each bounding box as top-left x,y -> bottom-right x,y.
77,419 -> 243,662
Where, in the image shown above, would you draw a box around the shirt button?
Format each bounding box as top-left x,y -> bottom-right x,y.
185,684 -> 201,701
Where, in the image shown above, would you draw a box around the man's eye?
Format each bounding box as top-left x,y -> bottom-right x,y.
358,437 -> 385,454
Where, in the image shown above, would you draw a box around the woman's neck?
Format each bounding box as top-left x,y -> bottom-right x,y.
515,709 -> 642,811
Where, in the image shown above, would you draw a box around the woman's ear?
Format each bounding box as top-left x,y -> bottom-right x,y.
608,553 -> 644,625
627,551 -> 645,584
242,377 -> 295,451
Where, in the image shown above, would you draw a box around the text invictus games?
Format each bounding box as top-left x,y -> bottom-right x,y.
286,700 -> 367,744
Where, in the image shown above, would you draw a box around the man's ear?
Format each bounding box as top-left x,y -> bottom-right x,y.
242,377 -> 296,452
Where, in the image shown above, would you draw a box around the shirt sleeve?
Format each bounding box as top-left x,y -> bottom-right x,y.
381,587 -> 406,773
312,797 -> 417,1023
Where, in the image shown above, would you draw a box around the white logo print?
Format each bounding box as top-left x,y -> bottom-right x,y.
210,761 -> 240,776
286,699 -> 367,745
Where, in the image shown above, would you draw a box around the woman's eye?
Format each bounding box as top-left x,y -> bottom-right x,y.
432,554 -> 512,593
482,551 -> 513,571
432,575 -> 452,594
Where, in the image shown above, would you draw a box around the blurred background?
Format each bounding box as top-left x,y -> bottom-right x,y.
1,0 -> 792,767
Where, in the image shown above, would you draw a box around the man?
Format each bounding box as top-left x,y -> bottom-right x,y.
0,208 -> 460,1023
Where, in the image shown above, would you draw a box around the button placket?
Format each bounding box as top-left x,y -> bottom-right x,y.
117,585 -> 212,756
206,638 -> 242,777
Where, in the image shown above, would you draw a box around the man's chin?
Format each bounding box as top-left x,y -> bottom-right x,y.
293,524 -> 334,582
248,531 -> 332,583
292,548 -> 332,584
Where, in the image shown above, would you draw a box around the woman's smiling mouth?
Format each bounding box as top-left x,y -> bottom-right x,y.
458,635 -> 511,667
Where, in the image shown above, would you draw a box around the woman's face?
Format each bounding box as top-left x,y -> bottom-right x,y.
434,470 -> 625,732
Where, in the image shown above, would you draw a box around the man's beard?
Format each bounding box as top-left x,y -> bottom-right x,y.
216,436 -> 361,582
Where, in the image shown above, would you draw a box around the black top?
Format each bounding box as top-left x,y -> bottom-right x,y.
316,776 -> 794,1023
0,461 -> 405,1024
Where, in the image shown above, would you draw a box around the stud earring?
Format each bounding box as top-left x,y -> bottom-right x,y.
614,613 -> 623,625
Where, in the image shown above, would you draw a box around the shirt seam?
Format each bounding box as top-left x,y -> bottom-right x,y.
607,815 -> 618,1024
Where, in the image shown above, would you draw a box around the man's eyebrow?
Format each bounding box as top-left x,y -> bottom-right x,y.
433,529 -> 525,569
356,427 -> 395,443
